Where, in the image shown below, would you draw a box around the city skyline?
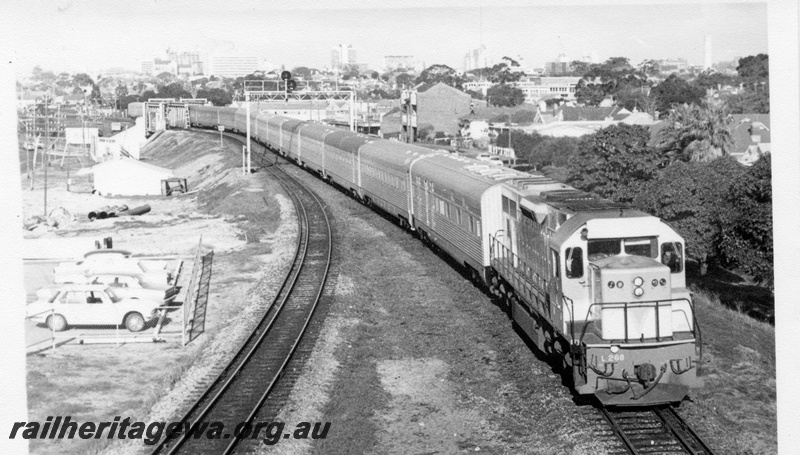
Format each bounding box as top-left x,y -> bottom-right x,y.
6,1 -> 767,76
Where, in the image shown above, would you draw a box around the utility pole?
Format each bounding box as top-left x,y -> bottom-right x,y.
43,96 -> 49,217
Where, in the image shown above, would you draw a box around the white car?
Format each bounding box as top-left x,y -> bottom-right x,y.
27,284 -> 162,332
475,153 -> 504,166
54,249 -> 181,286
82,274 -> 180,305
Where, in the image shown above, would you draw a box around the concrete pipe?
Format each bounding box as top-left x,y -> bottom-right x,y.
125,205 -> 151,216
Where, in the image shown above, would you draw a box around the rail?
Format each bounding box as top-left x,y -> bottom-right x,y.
151,135 -> 332,455
598,405 -> 714,454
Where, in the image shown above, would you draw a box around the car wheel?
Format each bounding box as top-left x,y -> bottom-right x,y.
124,312 -> 145,332
47,314 -> 68,332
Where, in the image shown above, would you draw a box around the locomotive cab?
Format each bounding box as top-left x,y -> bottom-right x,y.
557,217 -> 700,405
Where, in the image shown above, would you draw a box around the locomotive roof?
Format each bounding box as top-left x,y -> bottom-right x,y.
549,208 -> 656,247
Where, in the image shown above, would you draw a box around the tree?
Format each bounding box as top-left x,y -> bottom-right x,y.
726,89 -> 770,114
650,74 -> 706,112
72,73 -> 95,87
196,88 -> 232,106
156,72 -> 176,84
465,89 -> 485,100
654,103 -> 734,162
575,57 -> 650,106
395,73 -> 414,88
633,157 -> 744,275
568,61 -> 593,77
692,69 -> 739,91
717,155 -> 773,288
488,63 -> 522,84
156,82 -> 191,99
736,54 -> 769,85
486,83 -> 525,107
140,89 -> 158,101
291,66 -> 313,80
637,59 -> 661,78
118,94 -> 140,110
340,64 -> 360,80
415,64 -> 463,89
567,124 -> 666,202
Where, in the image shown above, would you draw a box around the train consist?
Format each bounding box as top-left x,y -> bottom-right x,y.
187,104 -> 702,406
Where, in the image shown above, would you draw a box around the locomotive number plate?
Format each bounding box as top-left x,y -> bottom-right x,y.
600,353 -> 625,363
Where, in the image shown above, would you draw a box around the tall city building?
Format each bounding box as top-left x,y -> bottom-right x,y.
384,55 -> 414,72
331,44 -> 357,69
463,46 -> 488,72
206,55 -> 259,78
545,54 -> 572,76
704,35 -> 713,70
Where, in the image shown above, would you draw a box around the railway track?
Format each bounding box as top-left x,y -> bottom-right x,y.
596,405 -> 714,455
151,150 -> 332,454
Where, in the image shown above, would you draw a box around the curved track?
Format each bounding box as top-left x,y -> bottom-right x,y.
597,406 -> 714,455
151,142 -> 332,455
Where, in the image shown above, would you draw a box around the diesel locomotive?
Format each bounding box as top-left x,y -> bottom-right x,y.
185,104 -> 702,406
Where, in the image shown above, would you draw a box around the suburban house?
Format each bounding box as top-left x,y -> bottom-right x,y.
729,114 -> 770,166
415,82 -> 473,136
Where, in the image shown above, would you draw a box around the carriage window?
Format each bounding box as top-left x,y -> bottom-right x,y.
588,239 -> 620,261
565,247 -> 583,279
624,237 -> 658,258
661,242 -> 683,273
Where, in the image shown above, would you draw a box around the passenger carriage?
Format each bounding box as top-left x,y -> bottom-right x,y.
359,141 -> 430,225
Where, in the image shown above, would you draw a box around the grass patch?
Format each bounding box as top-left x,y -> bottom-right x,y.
682,288 -> 776,453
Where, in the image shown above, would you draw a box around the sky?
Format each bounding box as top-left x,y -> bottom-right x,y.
4,0 -> 768,76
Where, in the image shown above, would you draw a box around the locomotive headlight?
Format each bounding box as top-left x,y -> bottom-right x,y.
610,345 -> 620,353
660,278 -> 667,286
608,281 -> 615,289
651,279 -> 659,287
633,287 -> 644,297
616,281 -> 624,289
633,276 -> 644,287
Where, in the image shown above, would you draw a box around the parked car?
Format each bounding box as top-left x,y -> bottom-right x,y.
83,274 -> 180,305
54,249 -> 182,286
26,284 -> 163,332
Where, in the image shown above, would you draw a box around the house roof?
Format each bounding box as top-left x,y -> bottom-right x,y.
416,82 -> 470,99
730,113 -> 770,155
556,105 -> 628,121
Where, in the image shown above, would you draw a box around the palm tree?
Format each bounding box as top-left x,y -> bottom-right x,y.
655,102 -> 734,162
